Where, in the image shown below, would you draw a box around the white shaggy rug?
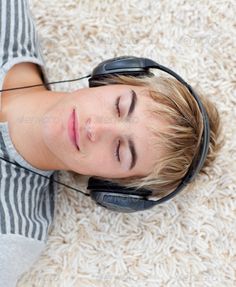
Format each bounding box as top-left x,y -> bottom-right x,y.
18,0 -> 235,286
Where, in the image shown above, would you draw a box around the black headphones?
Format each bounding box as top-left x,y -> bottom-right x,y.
0,56 -> 210,213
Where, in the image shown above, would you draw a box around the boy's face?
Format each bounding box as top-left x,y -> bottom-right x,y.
42,84 -> 168,178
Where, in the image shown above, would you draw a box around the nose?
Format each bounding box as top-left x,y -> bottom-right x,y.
85,118 -> 94,141
85,117 -> 127,142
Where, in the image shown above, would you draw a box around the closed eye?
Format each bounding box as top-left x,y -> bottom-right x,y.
114,90 -> 138,169
115,140 -> 121,162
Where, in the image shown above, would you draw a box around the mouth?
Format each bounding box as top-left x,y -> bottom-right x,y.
68,109 -> 80,151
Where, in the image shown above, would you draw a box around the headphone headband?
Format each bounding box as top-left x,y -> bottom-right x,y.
87,56 -> 210,212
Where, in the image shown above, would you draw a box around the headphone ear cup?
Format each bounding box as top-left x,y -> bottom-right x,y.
90,190 -> 157,213
88,55 -> 154,87
87,177 -> 155,212
87,177 -> 153,197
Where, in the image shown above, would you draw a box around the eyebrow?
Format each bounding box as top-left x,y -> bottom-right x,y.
126,89 -> 138,170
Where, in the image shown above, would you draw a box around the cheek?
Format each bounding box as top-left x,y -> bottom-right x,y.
83,146 -> 112,165
79,145 -> 114,170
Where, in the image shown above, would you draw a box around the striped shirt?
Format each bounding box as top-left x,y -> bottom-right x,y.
0,1 -> 58,286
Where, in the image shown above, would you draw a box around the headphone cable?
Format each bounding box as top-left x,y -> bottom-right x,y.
0,155 -> 90,197
0,74 -> 91,93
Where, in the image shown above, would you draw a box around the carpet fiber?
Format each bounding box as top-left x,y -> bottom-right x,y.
18,0 -> 235,286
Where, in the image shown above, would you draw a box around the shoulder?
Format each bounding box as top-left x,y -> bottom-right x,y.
2,62 -> 45,97
0,233 -> 45,286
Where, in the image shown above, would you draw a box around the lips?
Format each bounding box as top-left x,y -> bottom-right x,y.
68,109 -> 80,151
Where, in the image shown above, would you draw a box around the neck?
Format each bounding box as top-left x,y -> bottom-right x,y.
1,87 -> 66,171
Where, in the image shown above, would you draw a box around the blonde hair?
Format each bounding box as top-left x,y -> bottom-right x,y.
75,74 -> 225,198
